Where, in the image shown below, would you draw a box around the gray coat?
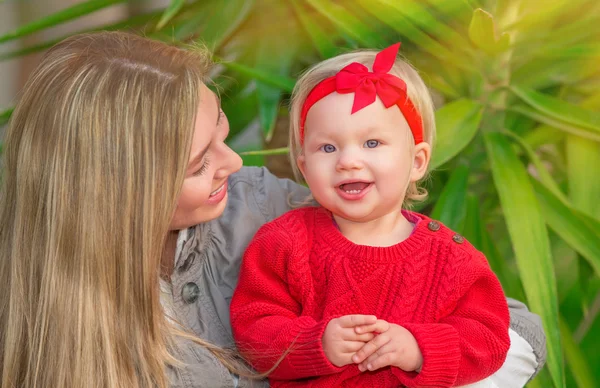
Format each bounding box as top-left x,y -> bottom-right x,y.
164,167 -> 546,387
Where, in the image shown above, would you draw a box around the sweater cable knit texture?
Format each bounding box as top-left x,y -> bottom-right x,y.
230,207 -> 510,387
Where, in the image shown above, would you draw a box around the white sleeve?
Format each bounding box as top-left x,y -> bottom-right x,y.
457,328 -> 538,388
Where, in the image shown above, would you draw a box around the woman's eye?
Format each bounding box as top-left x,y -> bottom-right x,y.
320,144 -> 336,153
365,139 -> 379,148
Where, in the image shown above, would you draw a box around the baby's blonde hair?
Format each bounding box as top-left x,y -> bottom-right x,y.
289,48 -> 436,205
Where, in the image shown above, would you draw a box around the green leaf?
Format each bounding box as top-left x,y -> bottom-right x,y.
560,316 -> 597,388
510,86 -> 600,133
503,130 -> 568,203
239,147 -> 289,156
195,0 -> 255,50
289,0 -> 338,58
566,136 -> 600,219
509,104 -> 600,142
218,60 -> 296,93
484,132 -> 564,388
468,8 -> 510,54
463,194 -> 525,300
357,0 -> 469,72
0,10 -> 163,61
156,0 -> 186,30
0,107 -> 14,126
0,0 -> 128,44
532,180 -> 600,277
306,0 -> 387,48
430,99 -> 483,169
383,0 -> 470,46
218,81 -> 258,140
522,124 -> 564,149
255,2 -> 297,142
430,165 -> 469,231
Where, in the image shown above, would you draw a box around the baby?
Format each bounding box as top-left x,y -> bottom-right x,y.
231,43 -> 510,387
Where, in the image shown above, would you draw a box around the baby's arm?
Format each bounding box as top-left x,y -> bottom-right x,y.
354,251 -> 510,387
230,220 -> 341,380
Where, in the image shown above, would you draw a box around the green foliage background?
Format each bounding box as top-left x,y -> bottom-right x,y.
1,1 -> 600,387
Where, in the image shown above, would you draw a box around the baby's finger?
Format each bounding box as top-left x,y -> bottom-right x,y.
336,314 -> 377,328
351,333 -> 390,364
354,319 -> 390,334
359,343 -> 395,372
342,330 -> 375,343
340,340 -> 369,354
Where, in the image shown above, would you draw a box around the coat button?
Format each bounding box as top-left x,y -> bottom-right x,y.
182,282 -> 200,304
452,234 -> 465,244
427,221 -> 440,231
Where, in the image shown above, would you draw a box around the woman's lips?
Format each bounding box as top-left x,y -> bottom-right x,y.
206,181 -> 227,204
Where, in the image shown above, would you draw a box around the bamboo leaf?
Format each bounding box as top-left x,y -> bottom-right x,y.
219,80 -> 258,140
503,130 -> 568,203
522,124 -> 564,149
255,2 -> 297,142
195,0 -> 255,50
239,147 -> 289,156
532,179 -> 600,277
156,0 -> 186,30
430,99 -> 483,169
306,0 -> 386,48
357,0 -> 469,72
560,316 -> 597,388
289,0 -> 338,58
463,194 -> 525,300
0,0 -> 128,44
377,0 -> 471,48
566,136 -> 600,219
510,86 -> 600,133
0,11 -> 163,61
484,131 -> 564,388
509,104 -> 600,142
218,60 -> 296,93
468,8 -> 510,54
430,165 -> 469,231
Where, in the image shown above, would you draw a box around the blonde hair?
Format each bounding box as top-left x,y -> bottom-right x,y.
289,48 -> 436,205
0,31 -> 246,388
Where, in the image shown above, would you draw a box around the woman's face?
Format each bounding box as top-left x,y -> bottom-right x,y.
169,83 -> 243,230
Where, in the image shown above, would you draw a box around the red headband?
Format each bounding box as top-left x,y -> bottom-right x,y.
299,43 -> 423,145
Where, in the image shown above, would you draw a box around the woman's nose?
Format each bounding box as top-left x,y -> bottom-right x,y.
215,143 -> 243,179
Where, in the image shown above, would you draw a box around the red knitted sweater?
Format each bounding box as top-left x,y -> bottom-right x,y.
230,207 -> 510,387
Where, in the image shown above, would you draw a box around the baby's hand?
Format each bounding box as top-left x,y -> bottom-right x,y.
322,315 -> 378,367
352,319 -> 423,373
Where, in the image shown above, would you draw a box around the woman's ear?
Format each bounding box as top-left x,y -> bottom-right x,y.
410,142 -> 431,182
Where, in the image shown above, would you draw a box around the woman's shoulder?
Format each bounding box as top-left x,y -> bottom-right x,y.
227,166 -> 311,221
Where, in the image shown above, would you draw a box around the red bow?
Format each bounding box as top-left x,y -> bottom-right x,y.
335,43 -> 408,113
299,43 -> 423,145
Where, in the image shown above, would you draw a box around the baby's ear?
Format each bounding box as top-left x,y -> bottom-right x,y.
297,154 -> 307,178
410,142 -> 431,182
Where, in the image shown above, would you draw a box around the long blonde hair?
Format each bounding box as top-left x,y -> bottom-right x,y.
0,31 -> 240,388
289,48 -> 436,204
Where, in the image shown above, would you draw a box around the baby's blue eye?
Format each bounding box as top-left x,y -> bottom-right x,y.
365,140 -> 379,148
320,144 -> 336,153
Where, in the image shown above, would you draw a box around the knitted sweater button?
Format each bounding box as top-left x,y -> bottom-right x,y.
427,221 -> 440,231
452,234 -> 465,244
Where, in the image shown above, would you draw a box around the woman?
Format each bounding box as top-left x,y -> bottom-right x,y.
0,32 -> 544,388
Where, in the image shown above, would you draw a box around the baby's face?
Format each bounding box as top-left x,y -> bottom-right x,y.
297,92 -> 425,223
